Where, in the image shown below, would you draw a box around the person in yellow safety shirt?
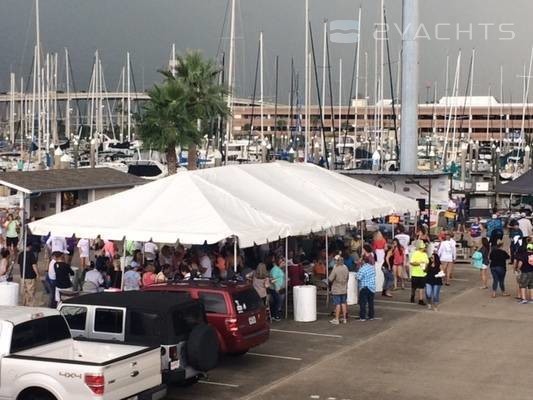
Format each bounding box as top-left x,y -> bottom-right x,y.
410,240 -> 429,306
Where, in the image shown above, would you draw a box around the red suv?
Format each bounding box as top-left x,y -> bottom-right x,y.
144,280 -> 270,354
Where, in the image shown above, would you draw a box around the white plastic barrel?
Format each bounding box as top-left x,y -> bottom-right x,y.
347,272 -> 358,305
0,282 -> 20,306
293,285 -> 317,322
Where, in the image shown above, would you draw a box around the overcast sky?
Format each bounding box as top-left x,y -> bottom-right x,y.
1,0 -> 532,103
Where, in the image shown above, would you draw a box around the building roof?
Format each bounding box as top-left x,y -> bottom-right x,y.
0,167 -> 145,194
495,169 -> 533,195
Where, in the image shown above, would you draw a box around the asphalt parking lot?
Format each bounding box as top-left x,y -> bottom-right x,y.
167,262 -> 476,400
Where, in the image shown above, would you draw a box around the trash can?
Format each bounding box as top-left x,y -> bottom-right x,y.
0,282 -> 19,305
347,272 -> 358,305
374,264 -> 384,293
293,285 -> 317,322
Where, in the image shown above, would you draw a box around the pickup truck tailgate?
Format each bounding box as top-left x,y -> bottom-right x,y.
103,347 -> 162,399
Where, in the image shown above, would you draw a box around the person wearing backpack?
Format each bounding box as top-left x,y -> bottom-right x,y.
516,243 -> 533,304
486,214 -> 504,247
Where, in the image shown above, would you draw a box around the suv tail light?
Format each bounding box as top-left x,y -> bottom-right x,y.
225,318 -> 239,335
85,373 -> 105,395
169,345 -> 179,361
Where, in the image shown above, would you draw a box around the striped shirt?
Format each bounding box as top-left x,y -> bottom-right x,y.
356,263 -> 376,293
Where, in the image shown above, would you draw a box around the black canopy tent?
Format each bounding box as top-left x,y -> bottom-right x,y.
496,169 -> 533,195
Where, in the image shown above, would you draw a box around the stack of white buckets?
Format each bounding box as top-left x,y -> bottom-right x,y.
0,282 -> 20,306
293,272 -> 359,322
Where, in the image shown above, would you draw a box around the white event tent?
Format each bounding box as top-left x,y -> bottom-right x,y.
28,162 -> 419,247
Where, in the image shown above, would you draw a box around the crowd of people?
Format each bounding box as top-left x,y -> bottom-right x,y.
1,204 -> 532,324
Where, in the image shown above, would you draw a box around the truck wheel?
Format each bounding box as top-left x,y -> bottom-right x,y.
186,324 -> 219,371
19,388 -> 56,400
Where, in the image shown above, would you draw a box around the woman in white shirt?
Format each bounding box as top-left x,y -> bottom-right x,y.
437,232 -> 456,286
77,238 -> 90,269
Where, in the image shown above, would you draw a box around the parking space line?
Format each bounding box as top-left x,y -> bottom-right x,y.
247,352 -> 302,361
377,305 -> 426,313
375,299 -> 412,305
316,312 -> 382,321
270,328 -> 343,338
198,380 -> 240,388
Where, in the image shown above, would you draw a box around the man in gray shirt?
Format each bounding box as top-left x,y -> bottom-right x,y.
329,254 -> 349,325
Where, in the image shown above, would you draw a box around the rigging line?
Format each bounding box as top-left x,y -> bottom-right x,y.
341,43 -> 358,157
18,1 -> 35,80
340,2 -> 360,157
384,7 -> 399,163
247,38 -> 261,149
326,29 -> 336,168
129,55 -> 141,115
457,52 -> 474,142
215,0 -> 230,60
67,51 -> 83,125
309,21 -> 329,169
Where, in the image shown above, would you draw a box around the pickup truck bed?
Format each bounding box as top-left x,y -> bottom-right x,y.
0,309 -> 166,400
11,339 -> 156,365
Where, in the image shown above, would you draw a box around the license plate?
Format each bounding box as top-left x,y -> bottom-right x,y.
248,316 -> 256,325
170,360 -> 180,370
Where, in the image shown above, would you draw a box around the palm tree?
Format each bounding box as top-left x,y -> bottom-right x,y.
174,52 -> 229,170
138,51 -> 229,173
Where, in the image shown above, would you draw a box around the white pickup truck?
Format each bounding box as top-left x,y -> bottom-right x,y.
0,306 -> 166,400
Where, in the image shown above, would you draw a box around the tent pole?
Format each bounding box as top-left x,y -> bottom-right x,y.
233,237 -> 237,273
121,238 -> 126,291
360,221 -> 364,253
325,231 -> 329,305
21,195 -> 28,304
285,237 -> 288,319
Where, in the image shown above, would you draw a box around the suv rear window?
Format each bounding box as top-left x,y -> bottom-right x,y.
232,289 -> 262,314
199,292 -> 228,314
11,315 -> 71,353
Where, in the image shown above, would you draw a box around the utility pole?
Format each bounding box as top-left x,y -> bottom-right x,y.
399,0 -> 419,172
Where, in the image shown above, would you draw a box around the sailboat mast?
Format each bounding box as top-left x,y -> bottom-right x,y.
260,31 -> 264,143
304,0 -> 309,162
354,7 -> 362,144
468,49 -> 476,142
65,48 -> 70,141
225,0 -> 236,164
36,0 -> 42,163
274,55 -> 279,151
500,65 -> 504,144
127,51 -> 132,142
379,0 -> 385,161
9,73 -> 15,145
338,58 -> 342,146
486,86 -> 492,141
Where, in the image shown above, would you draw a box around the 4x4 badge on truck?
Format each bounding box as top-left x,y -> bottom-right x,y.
59,372 -> 82,379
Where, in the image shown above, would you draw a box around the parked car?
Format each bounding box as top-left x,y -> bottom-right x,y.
0,306 -> 166,400
144,280 -> 269,355
58,291 -> 219,385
